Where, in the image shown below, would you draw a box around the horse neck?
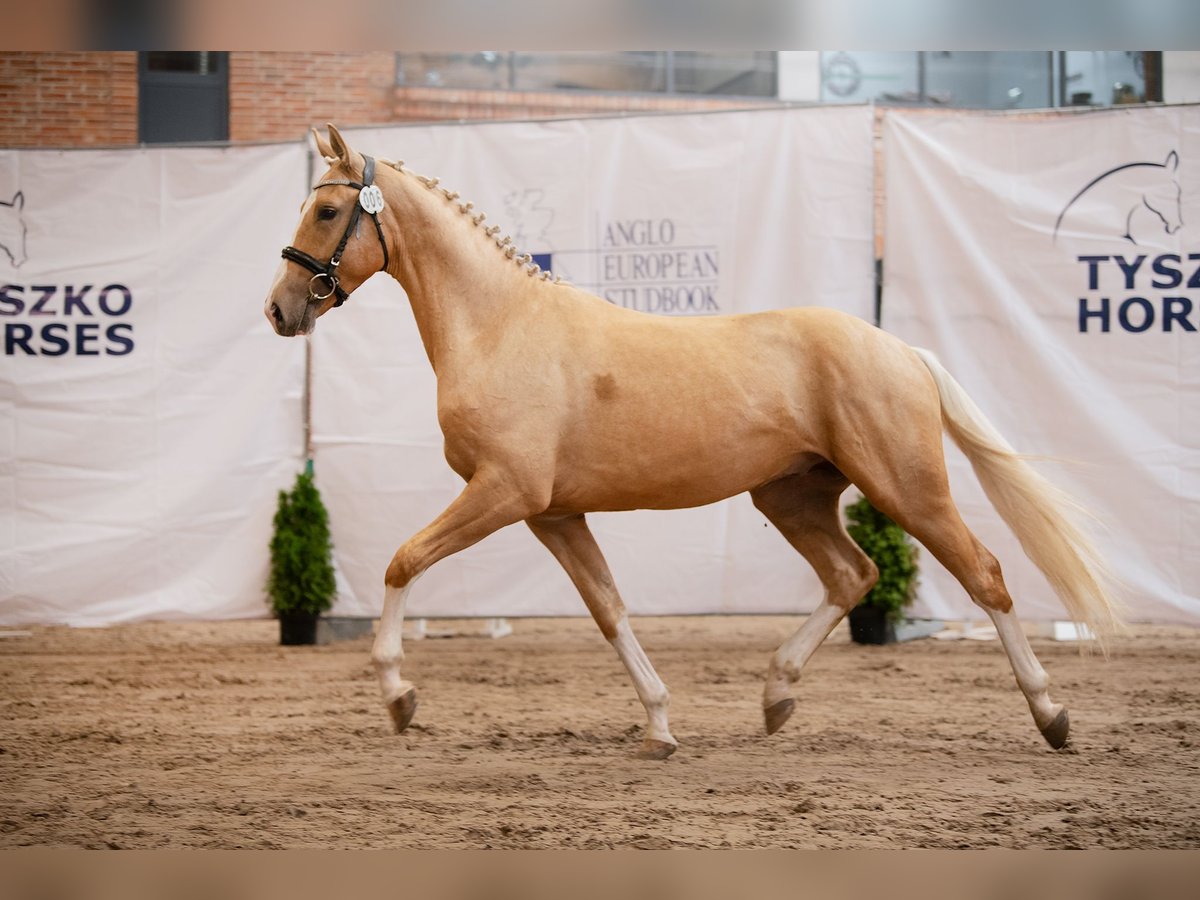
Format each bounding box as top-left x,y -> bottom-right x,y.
377,165 -> 531,374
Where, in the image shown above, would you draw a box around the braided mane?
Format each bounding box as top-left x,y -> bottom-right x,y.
380,158 -> 564,285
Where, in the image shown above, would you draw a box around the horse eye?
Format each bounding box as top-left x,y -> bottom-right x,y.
318,206 -> 338,221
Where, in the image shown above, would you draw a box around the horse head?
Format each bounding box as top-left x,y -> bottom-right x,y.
1142,150 -> 1184,237
265,125 -> 391,336
1,190 -> 27,268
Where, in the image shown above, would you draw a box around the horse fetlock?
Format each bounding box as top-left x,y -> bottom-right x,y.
768,653 -> 803,687
373,651 -> 409,704
642,683 -> 670,713
762,661 -> 793,708
370,647 -> 404,673
1018,669 -> 1051,699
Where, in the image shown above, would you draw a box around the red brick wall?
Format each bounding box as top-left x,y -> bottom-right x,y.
0,52 -> 768,149
228,52 -> 396,141
0,51 -> 397,147
0,52 -> 137,147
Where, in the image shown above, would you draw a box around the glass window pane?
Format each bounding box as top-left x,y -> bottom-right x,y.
671,52 -> 777,97
396,52 -> 777,97
511,52 -> 668,93
1063,51 -> 1148,106
820,52 -> 919,104
145,52 -> 214,75
924,51 -> 1051,109
396,53 -> 512,89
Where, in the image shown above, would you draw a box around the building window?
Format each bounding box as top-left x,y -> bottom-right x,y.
138,51 -> 229,143
1061,51 -> 1159,106
819,51 -> 1162,109
396,52 -> 777,99
144,52 -> 221,75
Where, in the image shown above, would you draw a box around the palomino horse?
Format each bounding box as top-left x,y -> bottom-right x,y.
266,125 -> 1120,759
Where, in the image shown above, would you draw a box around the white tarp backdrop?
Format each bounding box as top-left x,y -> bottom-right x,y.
310,107 -> 878,618
882,106 -> 1200,625
6,106 -> 1193,627
0,143 -> 308,626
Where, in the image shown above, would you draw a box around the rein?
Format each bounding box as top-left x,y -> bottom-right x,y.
281,154 -> 389,308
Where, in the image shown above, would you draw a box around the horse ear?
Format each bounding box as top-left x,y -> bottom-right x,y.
12,191 -> 22,210
1166,150 -> 1180,171
326,123 -> 362,174
311,127 -> 335,162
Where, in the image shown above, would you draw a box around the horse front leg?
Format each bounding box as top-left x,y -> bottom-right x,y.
373,471 -> 540,734
527,513 -> 677,760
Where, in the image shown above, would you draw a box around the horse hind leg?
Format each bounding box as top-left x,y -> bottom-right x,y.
847,461 -> 1070,749
750,466 -> 879,736
925,518 -> 1069,748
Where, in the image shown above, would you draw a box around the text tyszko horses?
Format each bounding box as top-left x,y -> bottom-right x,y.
266,125 -> 1120,759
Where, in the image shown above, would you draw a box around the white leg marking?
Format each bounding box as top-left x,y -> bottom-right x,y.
987,607 -> 1061,729
372,577 -> 420,704
610,617 -> 674,745
763,600 -> 847,708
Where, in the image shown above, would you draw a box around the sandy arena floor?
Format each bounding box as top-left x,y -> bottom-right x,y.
1,615 -> 1198,849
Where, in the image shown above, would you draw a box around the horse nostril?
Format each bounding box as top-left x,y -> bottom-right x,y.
270,303 -> 283,326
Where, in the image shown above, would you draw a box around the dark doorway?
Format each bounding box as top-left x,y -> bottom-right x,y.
138,52 -> 229,144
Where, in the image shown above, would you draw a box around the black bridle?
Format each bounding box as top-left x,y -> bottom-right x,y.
281,154 -> 389,308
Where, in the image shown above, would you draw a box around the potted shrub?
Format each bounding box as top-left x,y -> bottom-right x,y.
268,468 -> 336,645
844,496 -> 918,645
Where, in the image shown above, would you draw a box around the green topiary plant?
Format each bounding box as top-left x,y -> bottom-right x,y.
268,470 -> 336,620
845,495 -> 918,622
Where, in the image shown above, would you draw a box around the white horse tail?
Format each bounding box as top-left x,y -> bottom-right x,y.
911,347 -> 1125,647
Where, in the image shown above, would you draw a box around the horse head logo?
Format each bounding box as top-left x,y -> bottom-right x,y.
1054,151 -> 1183,246
1142,150 -> 1184,237
0,190 -> 28,267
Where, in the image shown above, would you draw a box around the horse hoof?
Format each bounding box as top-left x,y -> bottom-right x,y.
1040,707 -> 1070,750
764,698 -> 795,735
386,688 -> 418,734
635,739 -> 677,760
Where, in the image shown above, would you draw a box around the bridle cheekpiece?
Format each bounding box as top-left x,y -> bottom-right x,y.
281,154 -> 389,308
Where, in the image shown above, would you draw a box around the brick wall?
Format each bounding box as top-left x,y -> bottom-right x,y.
228,52 -> 396,141
0,51 -> 397,147
0,52 -> 768,149
0,52 -> 137,147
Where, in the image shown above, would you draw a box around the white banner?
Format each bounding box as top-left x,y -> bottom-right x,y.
310,107 -> 877,618
0,143 -> 308,626
882,106 -> 1200,625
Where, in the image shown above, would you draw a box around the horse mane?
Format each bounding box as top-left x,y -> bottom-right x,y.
379,158 -> 564,285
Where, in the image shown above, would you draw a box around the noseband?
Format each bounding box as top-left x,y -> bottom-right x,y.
281,154 -> 389,308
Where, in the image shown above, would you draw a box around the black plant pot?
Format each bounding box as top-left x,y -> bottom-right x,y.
848,605 -> 897,645
278,612 -> 319,646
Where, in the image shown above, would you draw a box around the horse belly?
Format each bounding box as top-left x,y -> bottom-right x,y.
550,408 -> 813,512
